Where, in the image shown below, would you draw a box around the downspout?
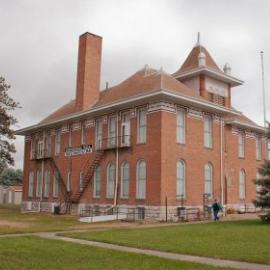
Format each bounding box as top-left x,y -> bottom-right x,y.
40,131 -> 45,212
113,111 -> 119,207
220,118 -> 225,213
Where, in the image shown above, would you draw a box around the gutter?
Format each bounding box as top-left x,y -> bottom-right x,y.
225,120 -> 266,133
173,67 -> 244,86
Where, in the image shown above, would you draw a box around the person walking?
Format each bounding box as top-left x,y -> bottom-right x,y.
212,199 -> 223,221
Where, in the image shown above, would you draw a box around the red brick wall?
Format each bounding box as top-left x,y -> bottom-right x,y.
160,111 -> 222,207
22,108 -> 266,210
224,126 -> 265,206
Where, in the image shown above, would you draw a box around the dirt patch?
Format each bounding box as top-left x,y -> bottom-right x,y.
0,220 -> 30,228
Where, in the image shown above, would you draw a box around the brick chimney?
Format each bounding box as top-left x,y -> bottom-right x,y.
75,32 -> 102,111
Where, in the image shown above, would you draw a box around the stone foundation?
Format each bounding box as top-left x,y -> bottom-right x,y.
21,201 -> 258,220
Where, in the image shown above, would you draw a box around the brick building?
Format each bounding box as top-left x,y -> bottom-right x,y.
16,32 -> 270,219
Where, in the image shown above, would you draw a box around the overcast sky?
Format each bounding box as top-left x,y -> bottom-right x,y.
1,0 -> 270,169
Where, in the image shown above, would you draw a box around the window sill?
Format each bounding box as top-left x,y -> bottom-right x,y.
176,196 -> 186,201
238,157 -> 245,160
136,142 -> 146,145
120,197 -> 129,200
176,142 -> 186,146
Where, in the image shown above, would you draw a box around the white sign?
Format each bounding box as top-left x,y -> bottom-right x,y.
65,144 -> 92,157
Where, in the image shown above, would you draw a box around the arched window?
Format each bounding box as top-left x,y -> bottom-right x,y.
120,161 -> 129,198
79,172 -> 84,192
28,171 -> 34,197
93,166 -> 101,198
239,169 -> 246,199
176,160 -> 186,198
44,170 -> 50,198
107,163 -> 115,198
204,162 -> 213,198
256,172 -> 261,193
136,160 -> 146,199
67,171 -> 72,192
53,171 -> 59,198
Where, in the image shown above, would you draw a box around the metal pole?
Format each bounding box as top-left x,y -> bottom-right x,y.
260,51 -> 267,128
113,112 -> 119,207
165,196 -> 168,222
220,119 -> 225,216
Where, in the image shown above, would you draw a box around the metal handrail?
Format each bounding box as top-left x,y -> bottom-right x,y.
31,148 -> 52,159
95,135 -> 132,151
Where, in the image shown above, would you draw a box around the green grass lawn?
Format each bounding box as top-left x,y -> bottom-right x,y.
61,220 -> 270,265
0,236 -> 235,270
0,204 -> 113,234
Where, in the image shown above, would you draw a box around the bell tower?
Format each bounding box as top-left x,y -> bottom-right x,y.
172,33 -> 243,107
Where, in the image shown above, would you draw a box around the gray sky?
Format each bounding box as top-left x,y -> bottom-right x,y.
1,0 -> 270,169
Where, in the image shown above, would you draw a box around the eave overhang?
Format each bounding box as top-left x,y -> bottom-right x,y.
173,67 -> 243,87
225,119 -> 266,134
16,89 -> 240,136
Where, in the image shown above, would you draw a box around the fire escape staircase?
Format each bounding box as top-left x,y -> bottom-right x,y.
47,157 -> 72,213
70,150 -> 105,203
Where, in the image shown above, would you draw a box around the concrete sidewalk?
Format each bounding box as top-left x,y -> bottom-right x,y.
37,232 -> 269,270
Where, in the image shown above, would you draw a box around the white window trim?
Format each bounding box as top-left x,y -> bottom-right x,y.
67,171 -> 72,192
256,136 -> 262,160
121,112 -> 131,146
106,163 -> 115,199
79,171 -> 84,192
176,160 -> 186,198
238,133 -> 245,158
204,115 -> 213,148
93,166 -> 101,198
108,116 -> 116,147
45,134 -> 51,156
137,108 -> 147,144
136,160 -> 146,200
36,171 -> 42,197
81,123 -> 85,145
55,130 -> 61,155
53,172 -> 59,198
28,171 -> 34,197
44,170 -> 50,198
120,161 -> 130,198
95,119 -> 103,150
204,162 -> 213,198
239,169 -> 246,199
176,109 -> 186,144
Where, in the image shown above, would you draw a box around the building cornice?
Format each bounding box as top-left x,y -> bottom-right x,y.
16,89 -> 241,136
173,67 -> 243,87
225,119 -> 266,133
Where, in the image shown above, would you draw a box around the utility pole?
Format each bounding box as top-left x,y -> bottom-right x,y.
260,51 -> 267,128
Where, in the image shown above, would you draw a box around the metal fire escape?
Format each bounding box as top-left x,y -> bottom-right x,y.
33,135 -> 131,213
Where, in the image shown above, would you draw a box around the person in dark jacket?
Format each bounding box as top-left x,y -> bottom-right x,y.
212,199 -> 223,221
